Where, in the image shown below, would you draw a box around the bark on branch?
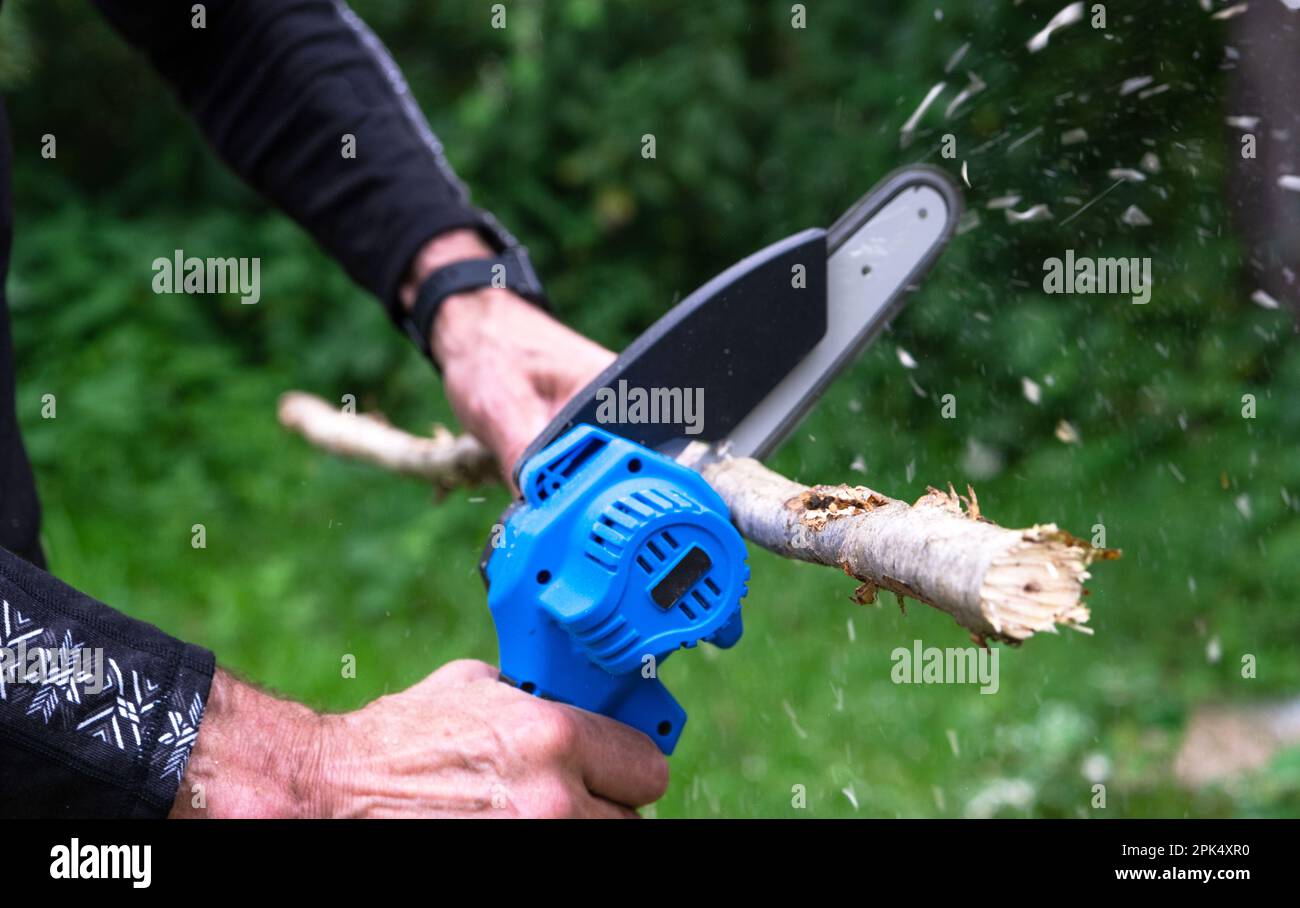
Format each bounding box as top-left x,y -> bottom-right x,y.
278,391 -> 1113,644
278,392 -> 497,491
692,455 -> 1106,644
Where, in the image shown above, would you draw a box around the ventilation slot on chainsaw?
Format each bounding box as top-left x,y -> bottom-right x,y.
585,515 -> 626,573
532,435 -> 607,502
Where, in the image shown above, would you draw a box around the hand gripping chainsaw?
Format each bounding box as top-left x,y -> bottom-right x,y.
480,166 -> 961,753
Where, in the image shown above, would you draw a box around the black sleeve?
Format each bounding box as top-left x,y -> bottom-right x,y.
0,548 -> 214,818
92,0 -> 512,323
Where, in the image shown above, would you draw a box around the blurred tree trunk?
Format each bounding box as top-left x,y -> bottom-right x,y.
1229,4 -> 1300,320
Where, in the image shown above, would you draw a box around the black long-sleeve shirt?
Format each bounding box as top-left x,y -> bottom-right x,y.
0,0 -> 505,817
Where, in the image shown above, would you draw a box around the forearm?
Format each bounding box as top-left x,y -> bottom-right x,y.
169,669 -> 326,819
94,0 -> 499,318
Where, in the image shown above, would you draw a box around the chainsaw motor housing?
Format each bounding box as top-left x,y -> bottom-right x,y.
482,424 -> 749,753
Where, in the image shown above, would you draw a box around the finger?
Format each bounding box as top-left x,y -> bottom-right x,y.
495,401 -> 552,488
567,707 -> 670,808
575,793 -> 641,820
441,364 -> 544,485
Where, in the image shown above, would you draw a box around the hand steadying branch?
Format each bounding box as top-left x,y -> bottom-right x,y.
401,229 -> 615,486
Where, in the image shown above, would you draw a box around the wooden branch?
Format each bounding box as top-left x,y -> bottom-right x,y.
278,391 -> 1113,644
691,455 -> 1106,644
277,392 -> 497,491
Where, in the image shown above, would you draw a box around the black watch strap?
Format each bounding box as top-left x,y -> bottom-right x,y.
403,246 -> 548,364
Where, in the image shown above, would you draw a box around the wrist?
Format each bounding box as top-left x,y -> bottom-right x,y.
400,230 -> 550,370
399,228 -> 496,311
429,286 -> 538,369
169,669 -> 329,819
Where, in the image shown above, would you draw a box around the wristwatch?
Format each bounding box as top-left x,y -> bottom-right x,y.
402,245 -> 549,365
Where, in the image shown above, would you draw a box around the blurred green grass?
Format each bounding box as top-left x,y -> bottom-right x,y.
2,0 -> 1298,816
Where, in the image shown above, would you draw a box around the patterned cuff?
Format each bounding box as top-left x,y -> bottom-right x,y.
0,551 -> 215,818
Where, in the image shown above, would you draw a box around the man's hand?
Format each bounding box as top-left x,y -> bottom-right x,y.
169,661 -> 669,818
401,230 -> 615,484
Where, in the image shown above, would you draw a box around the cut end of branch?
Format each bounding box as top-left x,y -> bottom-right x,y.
979,524 -> 1114,642
782,475 -> 1113,645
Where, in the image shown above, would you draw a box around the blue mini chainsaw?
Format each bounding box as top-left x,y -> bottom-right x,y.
481,166 -> 961,753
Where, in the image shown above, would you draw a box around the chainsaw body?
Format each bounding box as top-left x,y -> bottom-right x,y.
482,425 -> 749,754
482,167 -> 961,754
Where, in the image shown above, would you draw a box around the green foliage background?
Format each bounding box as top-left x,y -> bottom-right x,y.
1,0 -> 1296,817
